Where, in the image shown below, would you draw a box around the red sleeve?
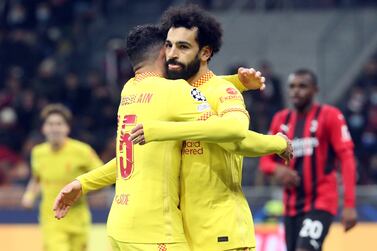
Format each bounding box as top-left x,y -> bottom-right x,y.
259,111 -> 284,175
326,106 -> 356,208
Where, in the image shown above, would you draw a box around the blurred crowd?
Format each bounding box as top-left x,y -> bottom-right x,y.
0,0 -> 120,186
341,56 -> 377,184
0,0 -> 376,188
188,0 -> 377,11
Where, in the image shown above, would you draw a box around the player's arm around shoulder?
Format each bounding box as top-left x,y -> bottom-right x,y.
129,79 -> 248,144
220,67 -> 266,92
215,86 -> 293,160
211,78 -> 249,124
219,130 -> 291,158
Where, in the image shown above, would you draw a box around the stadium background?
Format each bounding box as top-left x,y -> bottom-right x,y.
0,0 -> 376,250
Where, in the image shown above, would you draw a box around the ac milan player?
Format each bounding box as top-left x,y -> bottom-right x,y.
260,69 -> 357,251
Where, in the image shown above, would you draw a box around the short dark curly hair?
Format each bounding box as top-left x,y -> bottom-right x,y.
293,68 -> 318,86
160,4 -> 223,60
125,24 -> 165,69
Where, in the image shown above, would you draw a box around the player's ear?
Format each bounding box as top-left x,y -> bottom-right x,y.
155,46 -> 166,69
158,46 -> 166,59
199,46 -> 212,62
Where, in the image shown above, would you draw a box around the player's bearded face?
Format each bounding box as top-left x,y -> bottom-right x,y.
165,27 -> 202,80
42,114 -> 70,145
165,54 -> 200,80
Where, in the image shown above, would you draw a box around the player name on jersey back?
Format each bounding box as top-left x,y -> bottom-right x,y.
121,93 -> 154,106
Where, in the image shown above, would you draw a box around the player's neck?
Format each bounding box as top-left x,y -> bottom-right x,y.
187,63 -> 209,85
134,65 -> 163,76
295,102 -> 314,114
49,139 -> 67,151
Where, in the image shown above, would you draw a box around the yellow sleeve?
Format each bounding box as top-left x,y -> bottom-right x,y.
143,112 -> 247,143
213,80 -> 250,120
214,81 -> 286,156
142,80 -> 248,143
220,74 -> 247,93
84,145 -> 104,172
219,131 -> 287,157
76,158 -> 116,194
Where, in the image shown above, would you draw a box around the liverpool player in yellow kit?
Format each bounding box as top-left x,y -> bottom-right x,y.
21,104 -> 103,251
54,25 -> 255,251
144,6 -> 283,251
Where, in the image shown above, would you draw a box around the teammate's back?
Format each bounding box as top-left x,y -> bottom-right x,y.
108,74 -> 211,243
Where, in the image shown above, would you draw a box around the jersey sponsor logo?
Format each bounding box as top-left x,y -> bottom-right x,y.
292,137 -> 319,157
226,87 -> 237,95
121,93 -> 154,106
191,88 -> 207,101
182,141 -> 204,155
219,94 -> 243,103
114,193 -> 130,205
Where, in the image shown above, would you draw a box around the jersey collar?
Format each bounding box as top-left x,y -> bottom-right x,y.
191,71 -> 214,88
134,72 -> 162,82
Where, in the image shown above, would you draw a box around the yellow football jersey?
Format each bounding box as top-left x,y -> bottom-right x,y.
180,71 -> 256,251
31,138 -> 103,232
106,73 -> 217,243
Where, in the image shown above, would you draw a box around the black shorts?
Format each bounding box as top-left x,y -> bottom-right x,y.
284,210 -> 333,251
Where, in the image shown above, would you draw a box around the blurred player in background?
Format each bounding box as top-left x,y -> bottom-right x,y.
21,104 -> 103,251
260,69 -> 358,251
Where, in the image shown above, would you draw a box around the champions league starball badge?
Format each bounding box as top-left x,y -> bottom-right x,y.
191,88 -> 207,102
